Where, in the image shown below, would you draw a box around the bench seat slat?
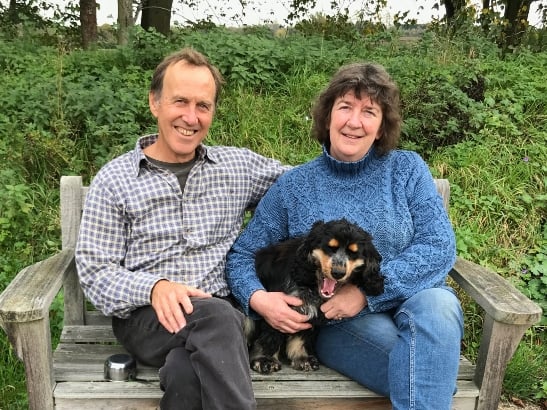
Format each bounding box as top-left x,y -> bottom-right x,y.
53,323 -> 479,409
53,380 -> 479,399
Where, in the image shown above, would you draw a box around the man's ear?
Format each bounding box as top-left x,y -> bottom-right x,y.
149,92 -> 159,118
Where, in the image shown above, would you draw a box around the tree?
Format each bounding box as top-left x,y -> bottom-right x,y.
141,0 -> 173,36
442,0 -> 467,20
117,0 -> 134,45
80,0 -> 97,49
500,0 -> 538,49
439,0 -> 541,49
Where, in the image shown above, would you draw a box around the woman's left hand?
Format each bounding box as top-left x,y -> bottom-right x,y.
320,284 -> 367,320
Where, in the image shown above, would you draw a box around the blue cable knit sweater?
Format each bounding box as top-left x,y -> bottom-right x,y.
226,146 -> 456,315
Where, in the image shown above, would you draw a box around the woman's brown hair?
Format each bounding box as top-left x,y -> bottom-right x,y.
311,62 -> 401,156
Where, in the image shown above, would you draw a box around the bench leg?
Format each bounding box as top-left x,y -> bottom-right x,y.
4,318 -> 55,410
474,315 -> 531,410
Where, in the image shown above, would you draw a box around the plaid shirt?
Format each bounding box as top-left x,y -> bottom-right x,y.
76,134 -> 287,318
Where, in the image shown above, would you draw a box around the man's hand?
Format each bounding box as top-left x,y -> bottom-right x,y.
151,280 -> 211,333
250,290 -> 312,334
321,284 -> 366,320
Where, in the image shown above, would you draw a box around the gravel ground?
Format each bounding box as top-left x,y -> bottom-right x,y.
498,399 -> 545,409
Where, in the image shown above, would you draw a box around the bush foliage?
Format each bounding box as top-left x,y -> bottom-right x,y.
0,20 -> 545,408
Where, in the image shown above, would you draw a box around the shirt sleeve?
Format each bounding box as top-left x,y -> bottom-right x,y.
75,172 -> 162,318
243,148 -> 292,208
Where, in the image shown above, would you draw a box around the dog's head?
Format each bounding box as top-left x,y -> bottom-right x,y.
300,219 -> 383,299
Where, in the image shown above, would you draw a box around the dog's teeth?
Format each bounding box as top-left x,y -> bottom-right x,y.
321,277 -> 337,297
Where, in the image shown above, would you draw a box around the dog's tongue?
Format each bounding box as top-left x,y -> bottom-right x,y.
321,278 -> 337,298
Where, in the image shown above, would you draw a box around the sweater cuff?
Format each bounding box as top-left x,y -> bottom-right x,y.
241,282 -> 266,315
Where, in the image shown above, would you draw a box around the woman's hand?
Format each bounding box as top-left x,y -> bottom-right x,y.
250,290 -> 312,333
321,284 -> 367,320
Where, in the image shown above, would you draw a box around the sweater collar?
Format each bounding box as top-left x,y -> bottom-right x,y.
321,143 -> 377,175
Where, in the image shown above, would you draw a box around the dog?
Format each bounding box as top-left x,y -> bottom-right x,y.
246,218 -> 384,374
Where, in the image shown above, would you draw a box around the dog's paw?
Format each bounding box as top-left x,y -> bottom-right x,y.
291,355 -> 320,372
250,357 -> 282,374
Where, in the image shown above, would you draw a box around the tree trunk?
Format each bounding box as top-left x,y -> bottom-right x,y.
442,0 -> 467,20
480,0 -> 491,31
501,0 -> 534,50
117,0 -> 133,45
80,0 -> 98,49
8,0 -> 19,23
444,0 -> 456,20
141,0 -> 173,36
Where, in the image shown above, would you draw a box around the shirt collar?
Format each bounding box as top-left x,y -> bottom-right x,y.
130,134 -> 218,177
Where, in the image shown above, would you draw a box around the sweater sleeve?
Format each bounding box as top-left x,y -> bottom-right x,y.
226,181 -> 290,314
366,154 -> 456,312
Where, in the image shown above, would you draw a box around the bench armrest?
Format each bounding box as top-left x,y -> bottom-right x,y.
450,256 -> 542,326
0,248 -> 75,409
449,256 -> 542,410
0,248 -> 75,327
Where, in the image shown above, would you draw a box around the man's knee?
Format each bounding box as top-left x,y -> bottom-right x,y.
193,297 -> 245,330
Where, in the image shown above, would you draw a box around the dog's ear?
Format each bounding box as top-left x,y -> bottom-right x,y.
294,221 -> 325,264
362,250 -> 381,278
359,241 -> 384,296
310,220 -> 325,231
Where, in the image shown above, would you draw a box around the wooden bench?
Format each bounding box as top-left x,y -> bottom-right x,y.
0,176 -> 542,410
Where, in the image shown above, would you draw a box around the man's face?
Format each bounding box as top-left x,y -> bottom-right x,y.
148,61 -> 216,163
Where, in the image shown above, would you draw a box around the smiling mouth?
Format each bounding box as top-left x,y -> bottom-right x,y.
342,133 -> 363,139
175,126 -> 196,136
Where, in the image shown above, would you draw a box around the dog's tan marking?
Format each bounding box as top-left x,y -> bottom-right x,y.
286,335 -> 307,360
312,249 -> 333,278
345,258 -> 365,277
348,243 -> 358,252
312,249 -> 367,281
328,238 -> 339,248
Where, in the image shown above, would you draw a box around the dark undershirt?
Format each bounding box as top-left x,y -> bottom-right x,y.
146,156 -> 196,193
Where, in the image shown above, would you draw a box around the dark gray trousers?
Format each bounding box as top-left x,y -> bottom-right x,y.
112,297 -> 256,410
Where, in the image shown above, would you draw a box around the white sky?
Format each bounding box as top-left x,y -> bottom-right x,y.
2,0 -> 543,27
95,0 -> 444,25
90,0 -> 543,27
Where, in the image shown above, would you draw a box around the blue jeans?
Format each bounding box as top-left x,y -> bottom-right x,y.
315,288 -> 464,410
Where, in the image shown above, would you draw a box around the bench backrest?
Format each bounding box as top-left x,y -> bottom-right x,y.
59,175 -> 450,325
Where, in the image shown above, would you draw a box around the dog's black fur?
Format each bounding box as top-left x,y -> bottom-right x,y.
246,218 -> 384,374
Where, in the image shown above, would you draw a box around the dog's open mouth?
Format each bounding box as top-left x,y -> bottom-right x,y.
320,277 -> 338,299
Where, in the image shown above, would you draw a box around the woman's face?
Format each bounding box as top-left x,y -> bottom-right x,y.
328,91 -> 383,162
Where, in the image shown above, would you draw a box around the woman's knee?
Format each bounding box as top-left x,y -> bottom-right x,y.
397,288 -> 464,338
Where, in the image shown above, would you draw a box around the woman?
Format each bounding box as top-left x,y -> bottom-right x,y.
226,62 -> 463,409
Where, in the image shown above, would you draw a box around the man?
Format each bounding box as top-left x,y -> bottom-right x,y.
76,48 -> 287,410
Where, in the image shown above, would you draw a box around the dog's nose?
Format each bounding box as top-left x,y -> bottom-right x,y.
331,265 -> 346,280
331,252 -> 347,279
